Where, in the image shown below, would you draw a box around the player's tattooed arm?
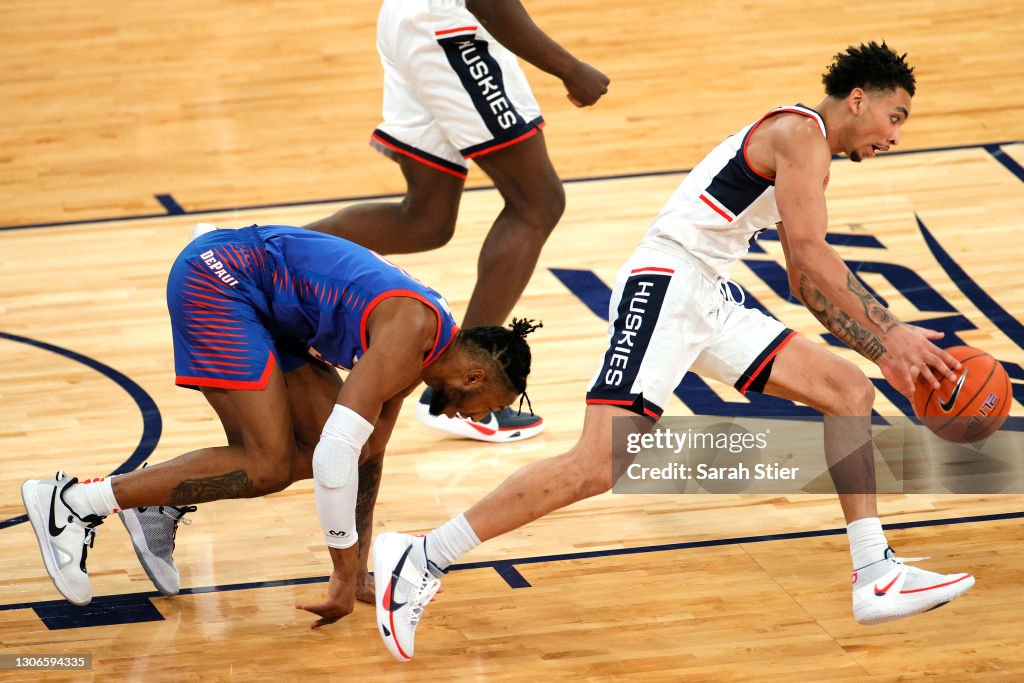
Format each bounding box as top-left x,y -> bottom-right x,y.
846,272 -> 901,333
355,458 -> 383,557
169,470 -> 253,504
799,274 -> 887,361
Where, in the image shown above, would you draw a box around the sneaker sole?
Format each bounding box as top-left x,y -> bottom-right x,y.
21,480 -> 91,606
414,402 -> 545,443
855,574 -> 975,625
373,532 -> 414,662
118,510 -> 180,596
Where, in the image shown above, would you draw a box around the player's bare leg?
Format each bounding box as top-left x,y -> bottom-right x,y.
22,365 -> 301,605
764,335 -> 973,624
373,403 -> 630,660
761,335 -> 877,523
304,156 -> 464,255
466,130 -> 564,327
112,367 -> 299,508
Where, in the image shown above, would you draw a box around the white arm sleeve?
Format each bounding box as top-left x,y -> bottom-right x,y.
312,404 -> 375,549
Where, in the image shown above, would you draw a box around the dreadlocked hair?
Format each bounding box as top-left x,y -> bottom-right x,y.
822,41 -> 916,98
460,317 -> 542,395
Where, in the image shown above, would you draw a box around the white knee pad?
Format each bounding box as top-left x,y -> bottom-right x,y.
312,404 -> 374,549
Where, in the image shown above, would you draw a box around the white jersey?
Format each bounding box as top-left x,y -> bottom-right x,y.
642,104 -> 826,278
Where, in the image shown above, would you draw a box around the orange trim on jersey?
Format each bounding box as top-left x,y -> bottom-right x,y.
425,324 -> 460,368
359,290 -> 447,368
370,133 -> 468,180
435,25 -> 478,36
742,107 -> 826,182
464,126 -> 539,159
738,330 -> 797,394
699,193 -> 734,222
176,352 -> 276,391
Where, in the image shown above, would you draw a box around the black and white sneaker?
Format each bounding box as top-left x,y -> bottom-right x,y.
414,387 -> 544,443
119,504 -> 195,596
21,472 -> 104,606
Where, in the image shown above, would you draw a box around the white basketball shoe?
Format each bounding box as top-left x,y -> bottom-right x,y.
21,472 -> 104,606
414,387 -> 544,443
373,532 -> 442,662
852,546 -> 975,625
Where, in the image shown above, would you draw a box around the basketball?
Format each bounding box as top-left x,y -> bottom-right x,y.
912,345 -> 1011,442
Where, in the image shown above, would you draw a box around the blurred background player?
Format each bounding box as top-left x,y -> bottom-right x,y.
305,0 -> 609,443
21,225 -> 538,627
371,42 -> 976,661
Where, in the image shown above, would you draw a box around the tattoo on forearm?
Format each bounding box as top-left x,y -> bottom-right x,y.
846,272 -> 900,333
356,459 -> 383,555
800,274 -> 887,361
169,469 -> 253,505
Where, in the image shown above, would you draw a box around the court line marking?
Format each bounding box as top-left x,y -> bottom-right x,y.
2,508 -> 1021,614
1,139 -> 1021,233
0,332 -> 161,531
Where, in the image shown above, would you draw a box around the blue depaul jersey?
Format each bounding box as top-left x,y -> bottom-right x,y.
168,225 -> 458,389
259,225 -> 458,370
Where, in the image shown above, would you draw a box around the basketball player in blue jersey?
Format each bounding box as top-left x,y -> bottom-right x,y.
371,43 -> 977,661
304,0 -> 609,444
21,225 -> 539,625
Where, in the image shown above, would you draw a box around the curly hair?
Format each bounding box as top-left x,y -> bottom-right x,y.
460,318 -> 541,395
822,41 -> 916,98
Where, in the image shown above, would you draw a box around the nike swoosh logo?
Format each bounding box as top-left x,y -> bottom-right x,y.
48,487 -> 66,537
466,420 -> 497,436
939,370 -> 968,412
874,572 -> 901,596
386,544 -> 413,612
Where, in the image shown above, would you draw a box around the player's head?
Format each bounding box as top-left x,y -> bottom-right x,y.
822,41 -> 916,162
427,318 -> 541,420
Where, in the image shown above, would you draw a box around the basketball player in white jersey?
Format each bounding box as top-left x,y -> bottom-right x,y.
371,42 -> 975,661
305,0 -> 609,443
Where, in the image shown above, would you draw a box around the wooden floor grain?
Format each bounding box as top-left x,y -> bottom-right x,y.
2,0 -> 1023,679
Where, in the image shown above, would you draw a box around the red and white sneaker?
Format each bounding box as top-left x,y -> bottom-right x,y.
373,532 -> 441,662
414,387 -> 544,443
852,546 -> 974,625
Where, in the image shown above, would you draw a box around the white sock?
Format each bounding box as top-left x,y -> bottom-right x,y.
63,476 -> 121,520
847,516 -> 888,570
423,514 -> 481,577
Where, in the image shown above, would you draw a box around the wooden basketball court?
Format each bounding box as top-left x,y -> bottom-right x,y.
2,0 -> 1023,679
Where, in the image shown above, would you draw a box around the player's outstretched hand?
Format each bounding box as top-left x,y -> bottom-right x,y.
296,568 -> 356,629
878,324 -> 960,398
564,61 -> 610,107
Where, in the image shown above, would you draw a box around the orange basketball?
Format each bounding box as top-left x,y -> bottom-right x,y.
912,345 -> 1011,443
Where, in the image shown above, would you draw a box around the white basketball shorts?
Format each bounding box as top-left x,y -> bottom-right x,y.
371,0 -> 544,179
586,244 -> 797,419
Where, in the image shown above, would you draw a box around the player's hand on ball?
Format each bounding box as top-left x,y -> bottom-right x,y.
563,61 -> 609,107
878,324 -> 960,398
296,568 -> 356,628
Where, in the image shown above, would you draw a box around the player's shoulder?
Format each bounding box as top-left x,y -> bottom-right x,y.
770,111 -> 826,140
766,112 -> 829,159
367,296 -> 439,349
